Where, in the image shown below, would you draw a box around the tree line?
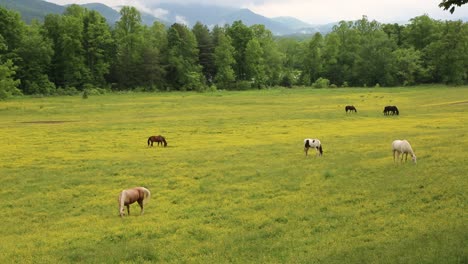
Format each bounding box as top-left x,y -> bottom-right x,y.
1,5 -> 467,98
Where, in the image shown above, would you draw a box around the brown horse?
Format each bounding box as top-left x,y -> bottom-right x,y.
148,135 -> 167,147
118,187 -> 151,217
345,105 -> 357,113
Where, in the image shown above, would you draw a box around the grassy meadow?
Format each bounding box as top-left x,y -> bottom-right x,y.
0,86 -> 466,263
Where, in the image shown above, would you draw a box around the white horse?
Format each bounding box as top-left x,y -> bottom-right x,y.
304,138 -> 323,157
118,187 -> 151,217
392,139 -> 417,164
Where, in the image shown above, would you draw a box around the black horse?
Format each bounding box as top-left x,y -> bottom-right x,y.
345,105 -> 357,113
383,106 -> 399,115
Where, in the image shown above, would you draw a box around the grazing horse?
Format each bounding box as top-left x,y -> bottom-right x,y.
118,187 -> 151,217
383,106 -> 399,116
345,105 -> 357,113
304,138 -> 323,157
148,135 -> 167,147
392,140 -> 417,164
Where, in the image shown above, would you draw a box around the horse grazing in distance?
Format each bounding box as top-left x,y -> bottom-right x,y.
148,135 -> 167,147
392,140 -> 417,164
345,105 -> 357,113
304,138 -> 323,157
118,187 -> 151,217
383,106 -> 399,116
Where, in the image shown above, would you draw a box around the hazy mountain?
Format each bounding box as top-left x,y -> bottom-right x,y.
81,3 -> 120,24
272,16 -> 313,30
146,3 -> 297,34
0,0 -> 64,23
0,0 -> 328,35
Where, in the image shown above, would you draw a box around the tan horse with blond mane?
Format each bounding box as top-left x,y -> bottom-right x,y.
118,187 -> 151,217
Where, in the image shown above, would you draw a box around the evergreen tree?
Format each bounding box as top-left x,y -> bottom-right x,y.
192,22 -> 215,84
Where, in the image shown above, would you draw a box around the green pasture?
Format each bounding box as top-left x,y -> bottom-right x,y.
0,86 -> 466,263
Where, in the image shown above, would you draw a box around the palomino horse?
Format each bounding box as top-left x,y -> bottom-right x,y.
392,139 -> 417,164
304,138 -> 323,157
345,105 -> 357,113
118,187 -> 151,217
148,135 -> 167,147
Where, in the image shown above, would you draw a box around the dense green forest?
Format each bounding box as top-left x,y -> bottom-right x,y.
0,5 -> 467,98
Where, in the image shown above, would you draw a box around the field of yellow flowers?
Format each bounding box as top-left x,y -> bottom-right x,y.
0,86 -> 466,263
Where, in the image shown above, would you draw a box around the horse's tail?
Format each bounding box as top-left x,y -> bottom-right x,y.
318,145 -> 323,155
147,137 -> 151,146
118,190 -> 125,217
142,187 -> 151,204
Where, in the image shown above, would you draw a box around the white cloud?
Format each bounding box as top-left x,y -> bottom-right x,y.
150,8 -> 169,20
175,15 -> 189,25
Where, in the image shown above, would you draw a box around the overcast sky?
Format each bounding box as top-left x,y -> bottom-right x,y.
45,0 -> 468,24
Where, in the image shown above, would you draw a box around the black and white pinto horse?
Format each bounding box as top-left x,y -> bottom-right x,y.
304,138 -> 323,157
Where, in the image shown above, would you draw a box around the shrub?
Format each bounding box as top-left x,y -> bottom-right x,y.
233,80 -> 253,90
312,77 -> 330,88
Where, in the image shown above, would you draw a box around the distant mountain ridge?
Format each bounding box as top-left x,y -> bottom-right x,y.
0,0 -> 333,35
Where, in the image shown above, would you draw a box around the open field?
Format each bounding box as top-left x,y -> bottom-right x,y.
0,86 -> 467,263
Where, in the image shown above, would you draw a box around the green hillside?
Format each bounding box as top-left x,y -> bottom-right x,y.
0,0 -> 64,23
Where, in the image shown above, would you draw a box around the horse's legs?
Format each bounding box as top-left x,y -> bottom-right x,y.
404,153 -> 408,162
304,147 -> 308,156
138,200 -> 144,215
126,205 -> 130,215
395,151 -> 401,163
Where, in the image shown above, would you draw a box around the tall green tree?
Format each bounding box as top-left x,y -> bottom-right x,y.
245,38 -> 266,88
227,21 -> 253,81
393,47 -> 426,85
251,24 -> 283,86
83,10 -> 113,87
16,21 -> 55,94
167,23 -> 205,91
0,36 -> 21,99
60,11 -> 89,89
324,21 -> 360,86
354,16 -> 397,86
113,6 -> 144,89
300,33 -> 324,85
0,7 -> 25,60
192,22 -> 215,84
426,20 -> 468,84
137,22 -> 167,90
42,5 -> 89,89
214,32 -> 235,89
